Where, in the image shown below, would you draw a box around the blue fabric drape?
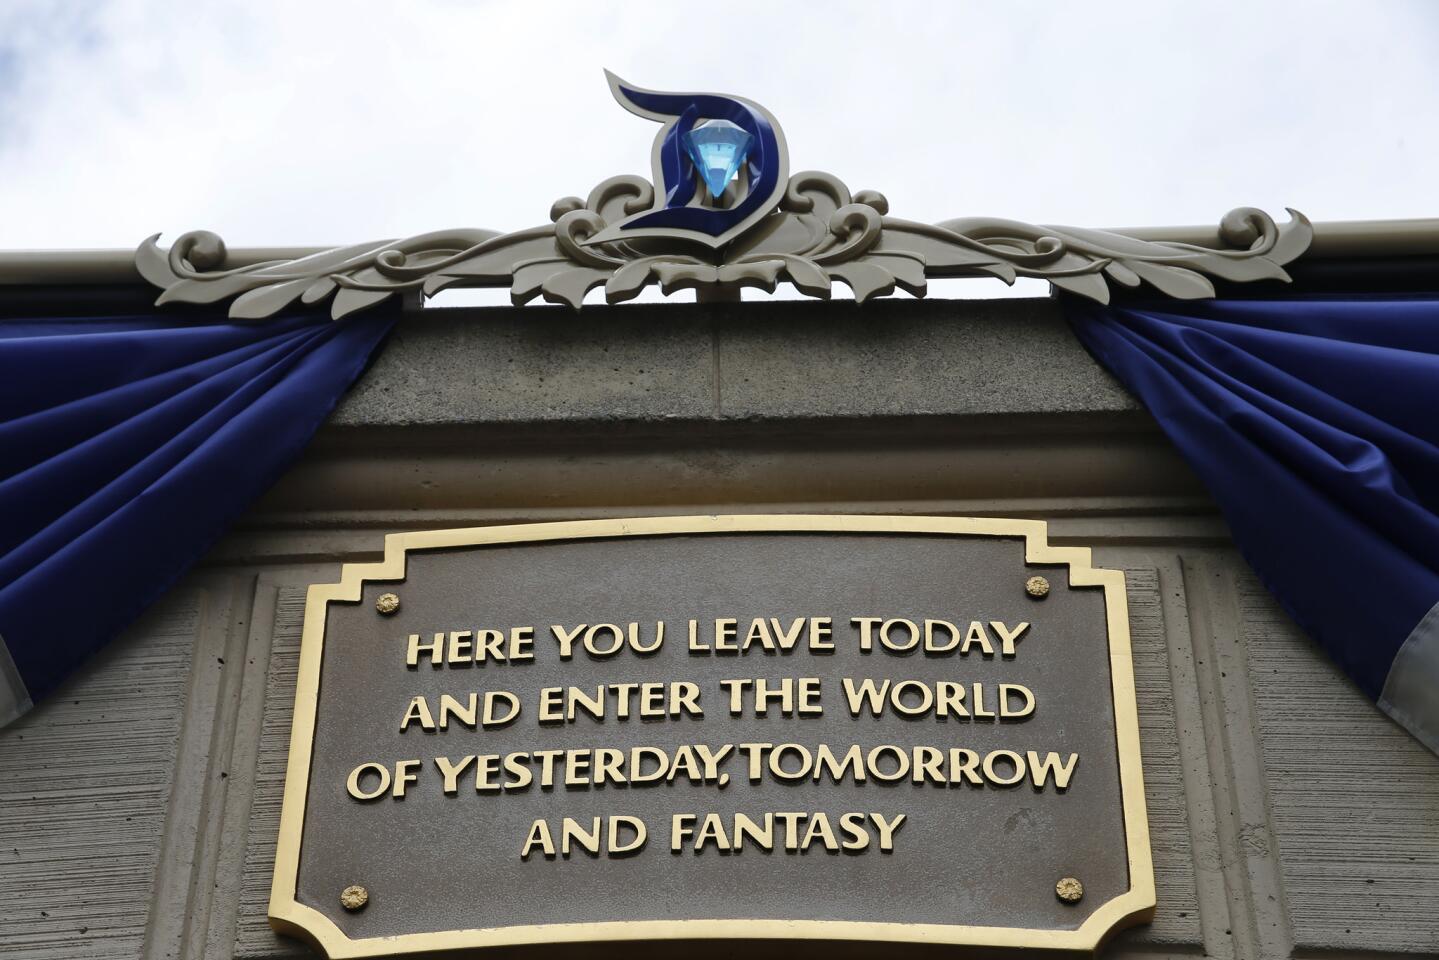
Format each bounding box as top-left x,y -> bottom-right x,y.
0,309 -> 396,706
1066,295 -> 1439,724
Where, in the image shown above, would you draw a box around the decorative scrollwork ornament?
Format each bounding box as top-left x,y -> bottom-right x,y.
137,74 -> 1311,319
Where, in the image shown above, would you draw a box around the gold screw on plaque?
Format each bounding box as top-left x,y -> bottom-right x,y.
375,593 -> 400,615
1025,575 -> 1050,599
340,885 -> 369,911
1055,877 -> 1083,904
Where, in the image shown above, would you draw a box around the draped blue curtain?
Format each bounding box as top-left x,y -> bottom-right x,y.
8,292 -> 1438,752
1065,295 -> 1439,751
0,308 -> 396,721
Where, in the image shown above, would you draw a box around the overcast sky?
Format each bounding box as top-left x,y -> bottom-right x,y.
0,1 -> 1434,301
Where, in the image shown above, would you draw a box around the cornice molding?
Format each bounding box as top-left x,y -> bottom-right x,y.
0,217 -> 1433,290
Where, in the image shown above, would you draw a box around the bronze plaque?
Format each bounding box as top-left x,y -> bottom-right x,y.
271,516 -> 1153,956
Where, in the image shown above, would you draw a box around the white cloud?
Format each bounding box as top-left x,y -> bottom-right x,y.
0,0 -> 1434,274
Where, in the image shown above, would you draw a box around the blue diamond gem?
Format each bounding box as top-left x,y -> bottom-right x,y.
681,118 -> 755,199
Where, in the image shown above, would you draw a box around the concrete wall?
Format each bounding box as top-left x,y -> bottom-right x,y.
1,297 -> 1435,959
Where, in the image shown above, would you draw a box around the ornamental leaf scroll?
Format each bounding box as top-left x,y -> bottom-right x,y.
136,170 -> 1312,319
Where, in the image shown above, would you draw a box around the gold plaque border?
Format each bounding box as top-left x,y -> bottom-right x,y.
270,515 -> 1155,957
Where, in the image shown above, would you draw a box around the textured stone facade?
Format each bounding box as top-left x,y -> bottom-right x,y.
2,298 -> 1435,959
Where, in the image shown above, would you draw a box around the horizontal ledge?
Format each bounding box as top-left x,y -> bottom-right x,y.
0,217 -> 1436,286
1115,216 -> 1439,258
0,246 -> 327,285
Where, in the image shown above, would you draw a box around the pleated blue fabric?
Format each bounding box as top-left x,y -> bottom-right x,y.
1067,295 -> 1439,751
0,309 -> 395,721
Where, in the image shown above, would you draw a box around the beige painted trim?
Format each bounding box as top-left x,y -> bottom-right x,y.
0,218 -> 1435,287
1116,217 -> 1439,258
0,247 -> 328,285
